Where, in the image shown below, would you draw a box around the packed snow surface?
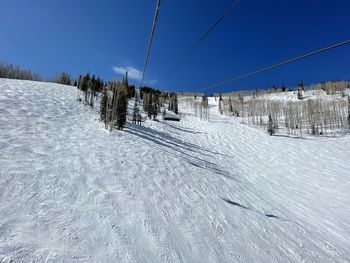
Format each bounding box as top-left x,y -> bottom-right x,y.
0,79 -> 350,262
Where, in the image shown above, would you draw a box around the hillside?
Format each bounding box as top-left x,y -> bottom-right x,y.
0,79 -> 350,262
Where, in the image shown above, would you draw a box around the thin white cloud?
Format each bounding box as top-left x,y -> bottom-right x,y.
113,66 -> 142,81
112,66 -> 157,85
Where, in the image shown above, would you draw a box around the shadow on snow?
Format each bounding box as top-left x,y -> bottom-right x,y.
125,124 -> 238,182
221,197 -> 281,220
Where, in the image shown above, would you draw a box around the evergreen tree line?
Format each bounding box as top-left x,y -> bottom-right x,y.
0,61 -> 42,81
77,73 -> 104,107
127,85 -> 136,98
140,86 -> 167,120
100,81 -> 129,131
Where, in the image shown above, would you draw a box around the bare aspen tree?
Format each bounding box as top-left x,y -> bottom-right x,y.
217,80 -> 350,136
202,96 -> 210,121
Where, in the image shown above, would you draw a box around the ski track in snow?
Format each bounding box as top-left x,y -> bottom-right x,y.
0,79 -> 350,262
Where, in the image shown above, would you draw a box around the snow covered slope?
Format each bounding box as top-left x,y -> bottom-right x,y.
1,79 -> 350,262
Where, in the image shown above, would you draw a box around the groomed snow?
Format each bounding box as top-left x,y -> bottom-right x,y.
0,79 -> 350,262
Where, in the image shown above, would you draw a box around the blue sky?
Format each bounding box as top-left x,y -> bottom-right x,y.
1,0 -> 350,93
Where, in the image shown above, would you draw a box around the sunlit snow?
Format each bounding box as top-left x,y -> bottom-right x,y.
0,79 -> 349,262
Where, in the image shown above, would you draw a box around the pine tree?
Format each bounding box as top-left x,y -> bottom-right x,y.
116,84 -> 128,130
267,114 -> 275,135
78,75 -> 82,89
282,84 -> 287,92
297,82 -> 304,100
89,75 -> 96,107
100,90 -> 108,122
174,94 -> 178,114
81,74 -> 90,103
96,77 -> 102,92
125,71 -> 129,86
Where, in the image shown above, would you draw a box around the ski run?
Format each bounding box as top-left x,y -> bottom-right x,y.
0,78 -> 350,262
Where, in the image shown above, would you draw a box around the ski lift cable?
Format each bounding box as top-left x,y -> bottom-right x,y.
203,39 -> 350,92
159,0 -> 241,82
140,0 -> 162,87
